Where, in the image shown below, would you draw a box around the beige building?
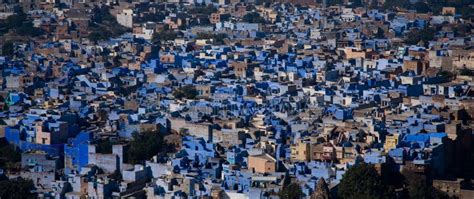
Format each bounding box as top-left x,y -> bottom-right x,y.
384,134 -> 400,151
248,153 -> 276,174
210,13 -> 221,24
232,62 -> 248,79
34,121 -> 68,145
196,85 -> 213,98
403,60 -> 427,75
291,140 -> 310,162
452,49 -> 474,70
441,7 -> 456,15
433,179 -> 474,199
343,47 -> 366,59
160,54 -> 175,64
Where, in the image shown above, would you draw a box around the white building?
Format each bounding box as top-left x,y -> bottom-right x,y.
134,22 -> 156,40
116,8 -> 133,28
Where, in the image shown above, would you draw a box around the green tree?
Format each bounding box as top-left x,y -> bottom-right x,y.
349,0 -> 363,8
328,0 -> 344,6
0,178 -> 36,199
0,140 -> 21,169
457,6 -> 474,19
405,27 -> 436,46
242,12 -> 266,24
406,174 -> 430,199
173,85 -> 198,99
196,33 -> 228,44
460,67 -> 474,76
2,12 -> 43,37
368,0 -> 379,9
88,6 -> 129,41
188,5 -> 217,15
94,139 -> 118,154
88,31 -> 110,43
311,178 -> 330,199
4,13 -> 27,29
152,30 -> 178,43
338,163 -> 387,199
437,70 -> 455,81
403,171 -> 448,199
196,32 -> 213,39
453,23 -> 472,37
2,42 -> 14,57
16,21 -> 43,36
126,131 -> 170,164
413,2 -> 431,13
375,27 -> 385,39
93,6 -> 116,23
279,182 -> 304,199
256,0 -> 273,7
383,0 -> 411,10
